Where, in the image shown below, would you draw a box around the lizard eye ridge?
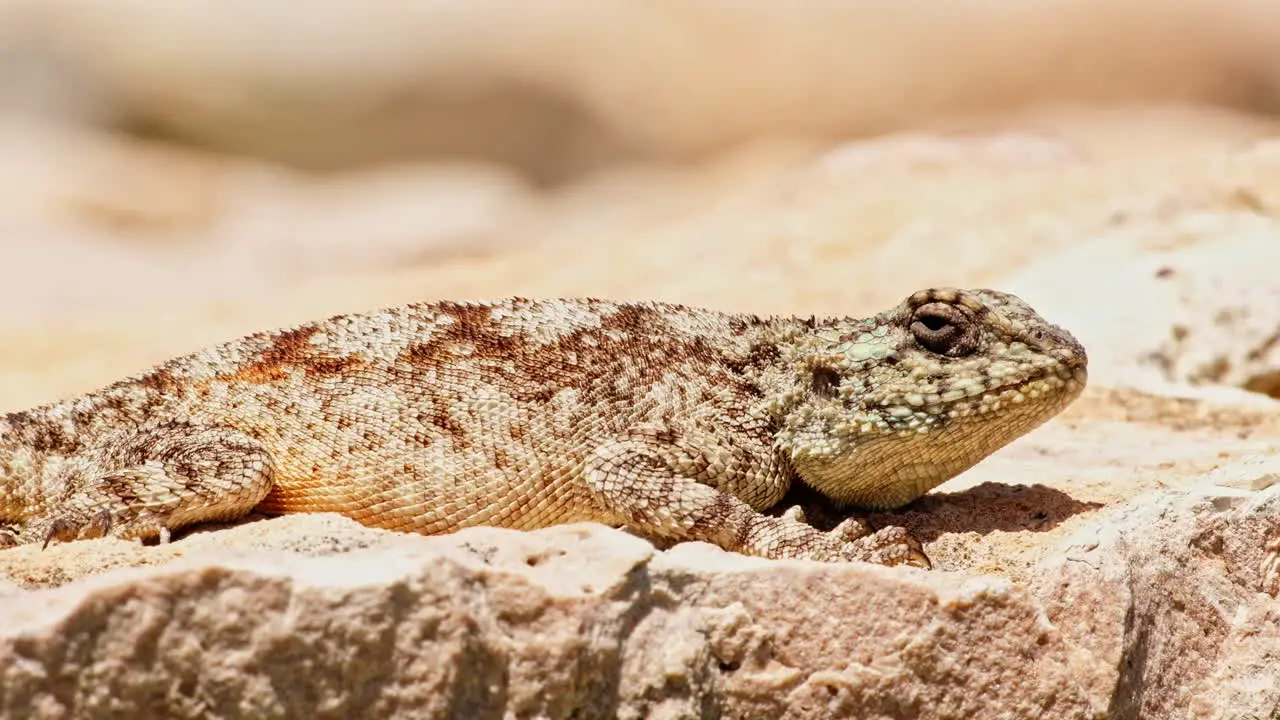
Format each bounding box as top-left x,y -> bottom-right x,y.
910,303 -> 978,358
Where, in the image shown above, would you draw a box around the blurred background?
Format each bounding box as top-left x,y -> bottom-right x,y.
3,0 -> 1280,407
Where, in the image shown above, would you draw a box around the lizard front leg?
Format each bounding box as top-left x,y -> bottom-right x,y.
10,423 -> 275,547
584,433 -> 929,567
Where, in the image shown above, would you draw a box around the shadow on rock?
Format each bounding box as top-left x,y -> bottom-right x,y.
774,481 -> 1104,543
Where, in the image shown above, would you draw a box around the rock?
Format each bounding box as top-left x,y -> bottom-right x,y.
1203,454 -> 1280,493
1005,205 -> 1280,398
6,426 -> 1280,719
0,521 -> 1095,719
1031,484 -> 1280,718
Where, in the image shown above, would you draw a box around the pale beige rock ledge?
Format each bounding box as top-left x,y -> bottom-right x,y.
0,519 -> 1098,720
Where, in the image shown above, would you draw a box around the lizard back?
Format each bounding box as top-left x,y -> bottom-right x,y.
12,299 -> 777,534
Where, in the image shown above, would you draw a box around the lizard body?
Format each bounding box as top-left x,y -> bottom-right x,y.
0,288 -> 1087,566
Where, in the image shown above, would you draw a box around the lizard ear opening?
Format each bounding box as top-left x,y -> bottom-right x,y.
811,367 -> 841,399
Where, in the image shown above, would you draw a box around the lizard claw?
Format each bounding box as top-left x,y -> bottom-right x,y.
905,544 -> 932,570
896,528 -> 932,569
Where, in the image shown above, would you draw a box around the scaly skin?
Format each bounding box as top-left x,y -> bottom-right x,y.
0,288 -> 1087,567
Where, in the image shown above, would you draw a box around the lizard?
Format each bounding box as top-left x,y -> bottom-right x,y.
0,287 -> 1087,567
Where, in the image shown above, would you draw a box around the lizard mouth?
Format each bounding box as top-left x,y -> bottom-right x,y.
871,363 -> 1088,417
971,363 -> 1088,409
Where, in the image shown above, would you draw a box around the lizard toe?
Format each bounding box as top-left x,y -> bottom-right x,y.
830,516 -> 874,542
905,545 -> 933,570
846,525 -> 932,569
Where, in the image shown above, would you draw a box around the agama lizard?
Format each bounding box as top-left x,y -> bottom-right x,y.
0,288 -> 1087,567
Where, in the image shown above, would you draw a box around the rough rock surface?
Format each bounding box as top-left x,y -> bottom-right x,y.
1006,194 -> 1280,397
1033,485 -> 1280,719
0,520 -> 1097,720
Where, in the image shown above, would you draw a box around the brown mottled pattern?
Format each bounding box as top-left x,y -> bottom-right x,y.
0,289 -> 1087,566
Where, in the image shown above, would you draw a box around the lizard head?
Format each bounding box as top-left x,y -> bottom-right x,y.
772,287 -> 1088,509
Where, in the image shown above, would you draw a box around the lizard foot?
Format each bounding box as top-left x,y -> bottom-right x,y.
779,510 -> 929,568
38,505 -> 182,548
41,509 -> 115,548
25,422 -> 275,548
778,504 -> 877,536
840,524 -> 931,569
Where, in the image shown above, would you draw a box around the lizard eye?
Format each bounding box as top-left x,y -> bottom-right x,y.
811,367 -> 841,398
911,303 -> 978,357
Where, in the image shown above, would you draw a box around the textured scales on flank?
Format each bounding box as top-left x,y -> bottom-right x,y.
0,289 -> 1087,567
